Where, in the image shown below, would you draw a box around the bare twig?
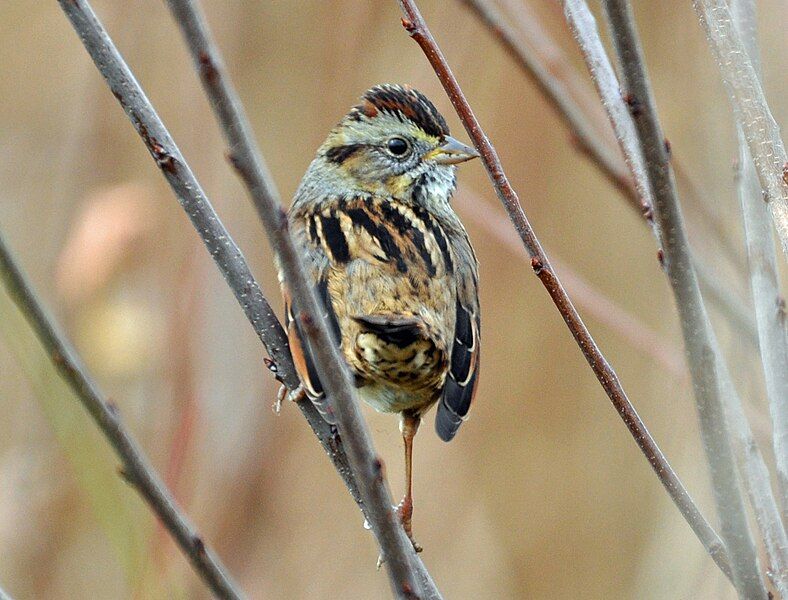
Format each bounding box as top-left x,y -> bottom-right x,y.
458,0 -> 757,347
731,0 -> 788,530
0,235 -> 244,600
692,0 -> 788,259
599,1 -> 767,596
165,1 -> 435,598
721,362 -> 788,596
57,2 -> 434,599
395,0 -> 733,582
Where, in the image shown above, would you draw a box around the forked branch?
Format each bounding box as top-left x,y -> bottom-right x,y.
395,0 -> 732,583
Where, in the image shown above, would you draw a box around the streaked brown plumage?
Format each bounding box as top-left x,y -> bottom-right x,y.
281,84 -> 480,550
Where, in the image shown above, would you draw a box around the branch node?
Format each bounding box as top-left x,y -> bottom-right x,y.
117,465 -> 135,486
372,456 -> 385,482
106,400 -> 120,418
151,141 -> 177,174
192,535 -> 206,555
623,92 -> 642,117
530,256 -> 544,274
197,51 -> 218,83
225,150 -> 241,172
402,581 -> 419,599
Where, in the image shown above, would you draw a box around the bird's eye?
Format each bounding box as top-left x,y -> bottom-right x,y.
386,137 -> 411,157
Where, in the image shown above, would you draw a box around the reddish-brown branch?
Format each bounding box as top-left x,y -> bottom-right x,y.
396,0 -> 732,581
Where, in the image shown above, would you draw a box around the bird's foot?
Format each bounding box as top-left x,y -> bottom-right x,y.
395,498 -> 423,553
373,500 -> 423,569
272,384 -> 306,415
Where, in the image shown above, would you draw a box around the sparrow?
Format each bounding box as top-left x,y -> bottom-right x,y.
281,84 -> 480,550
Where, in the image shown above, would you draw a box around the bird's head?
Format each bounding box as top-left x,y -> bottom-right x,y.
315,84 -> 478,205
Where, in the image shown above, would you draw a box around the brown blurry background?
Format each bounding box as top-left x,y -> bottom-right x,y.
0,1 -> 785,598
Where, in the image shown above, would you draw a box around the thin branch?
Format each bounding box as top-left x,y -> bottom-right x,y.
395,0 -> 733,583
458,0 -> 757,348
599,1 -> 767,596
731,0 -> 788,588
720,362 -> 788,596
731,0 -> 788,530
0,236 -> 244,600
57,2 -> 433,599
165,1 -> 435,598
692,0 -> 788,260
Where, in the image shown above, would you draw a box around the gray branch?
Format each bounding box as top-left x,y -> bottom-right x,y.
0,238 -> 244,600
730,0 -> 788,590
57,1 -> 434,598
54,0 -> 361,516
165,1 -> 435,597
731,0 -> 788,527
598,1 -> 768,596
692,0 -> 788,260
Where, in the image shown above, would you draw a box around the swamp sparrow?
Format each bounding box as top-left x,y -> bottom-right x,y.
282,84 -> 480,550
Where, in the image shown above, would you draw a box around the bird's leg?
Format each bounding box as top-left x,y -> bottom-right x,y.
396,411 -> 422,552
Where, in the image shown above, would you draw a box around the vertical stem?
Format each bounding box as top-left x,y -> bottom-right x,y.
730,0 -> 788,528
600,1 -> 767,597
692,0 -> 788,259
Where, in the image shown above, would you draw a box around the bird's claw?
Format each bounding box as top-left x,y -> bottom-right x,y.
371,503 -> 423,568
395,501 -> 423,553
272,384 -> 306,415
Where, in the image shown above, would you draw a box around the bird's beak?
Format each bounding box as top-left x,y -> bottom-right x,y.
428,136 -> 480,165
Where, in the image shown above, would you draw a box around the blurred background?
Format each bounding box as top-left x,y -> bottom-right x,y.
0,1 -> 785,598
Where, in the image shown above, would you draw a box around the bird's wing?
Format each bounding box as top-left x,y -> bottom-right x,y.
435,247 -> 480,442
281,195 -> 345,425
283,277 -> 342,424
